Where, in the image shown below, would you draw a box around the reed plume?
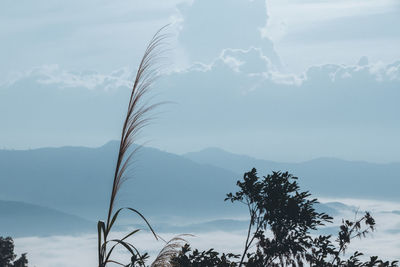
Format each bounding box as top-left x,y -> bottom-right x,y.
151,236 -> 190,267
97,25 -> 169,267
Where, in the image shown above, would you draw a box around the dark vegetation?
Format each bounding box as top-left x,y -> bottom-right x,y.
170,169 -> 398,267
0,237 -> 28,267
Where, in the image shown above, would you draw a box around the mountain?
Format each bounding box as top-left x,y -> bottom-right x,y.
0,142 -> 242,222
0,199 -> 348,237
0,200 -> 93,237
1,142 -> 399,227
1,143 -> 396,237
184,147 -> 284,174
184,147 -> 400,201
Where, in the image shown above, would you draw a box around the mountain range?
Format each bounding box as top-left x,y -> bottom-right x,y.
185,147 -> 400,201
1,142 -> 399,236
0,142 -> 240,222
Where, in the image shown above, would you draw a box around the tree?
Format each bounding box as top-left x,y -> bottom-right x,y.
0,236 -> 15,267
12,253 -> 28,267
171,168 -> 399,267
0,237 -> 28,267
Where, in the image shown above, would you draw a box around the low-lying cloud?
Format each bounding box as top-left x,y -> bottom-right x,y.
13,199 -> 400,267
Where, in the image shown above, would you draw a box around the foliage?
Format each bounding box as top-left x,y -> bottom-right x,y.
171,168 -> 399,267
0,237 -> 28,267
226,168 -> 333,266
170,244 -> 240,267
11,253 -> 28,267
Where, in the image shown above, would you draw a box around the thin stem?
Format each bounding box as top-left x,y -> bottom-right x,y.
331,216 -> 367,265
239,199 -> 255,267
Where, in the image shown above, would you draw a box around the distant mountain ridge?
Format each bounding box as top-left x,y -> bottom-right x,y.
0,199 -> 355,237
0,141 -> 241,222
1,142 -> 399,237
1,142 -> 399,222
0,200 -> 93,237
184,147 -> 400,201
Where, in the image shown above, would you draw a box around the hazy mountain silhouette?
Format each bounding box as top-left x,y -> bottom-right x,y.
0,141 -> 241,222
0,199 -> 350,237
0,200 -> 93,237
184,147 -> 400,201
184,147 -> 284,173
1,142 -> 398,229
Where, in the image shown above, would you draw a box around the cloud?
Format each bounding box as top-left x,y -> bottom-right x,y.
0,66 -> 135,149
1,50 -> 400,162
220,48 -> 274,74
13,198 -> 400,267
318,198 -> 400,260
12,230 -> 248,267
151,53 -> 400,162
0,0 -> 185,82
264,0 -> 400,43
5,65 -> 133,91
1,0 -> 281,81
175,0 -> 280,67
261,0 -> 400,73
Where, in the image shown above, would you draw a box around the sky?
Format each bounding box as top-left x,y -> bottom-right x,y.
1,0 -> 400,163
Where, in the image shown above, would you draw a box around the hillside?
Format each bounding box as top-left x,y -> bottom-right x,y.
0,199 -> 353,237
0,200 -> 93,237
1,142 -> 399,226
184,148 -> 400,201
0,142 -> 240,222
1,143 -> 399,237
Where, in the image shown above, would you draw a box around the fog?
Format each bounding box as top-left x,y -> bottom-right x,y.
14,199 -> 400,267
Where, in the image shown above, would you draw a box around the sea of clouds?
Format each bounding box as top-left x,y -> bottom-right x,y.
13,198 -> 400,267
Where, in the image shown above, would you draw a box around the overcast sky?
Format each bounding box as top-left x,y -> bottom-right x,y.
1,0 -> 400,162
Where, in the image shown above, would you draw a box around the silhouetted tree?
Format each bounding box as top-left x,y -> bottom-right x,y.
0,236 -> 15,267
0,237 -> 28,267
171,168 -> 399,267
12,253 -> 28,267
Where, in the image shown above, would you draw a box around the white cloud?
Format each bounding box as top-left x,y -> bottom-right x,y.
175,0 -> 280,67
22,65 -> 132,91
262,0 -> 400,72
152,55 -> 400,162
264,0 -> 399,43
0,0 -> 185,83
220,48 -> 273,74
13,199 -> 400,267
13,231 -> 247,267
